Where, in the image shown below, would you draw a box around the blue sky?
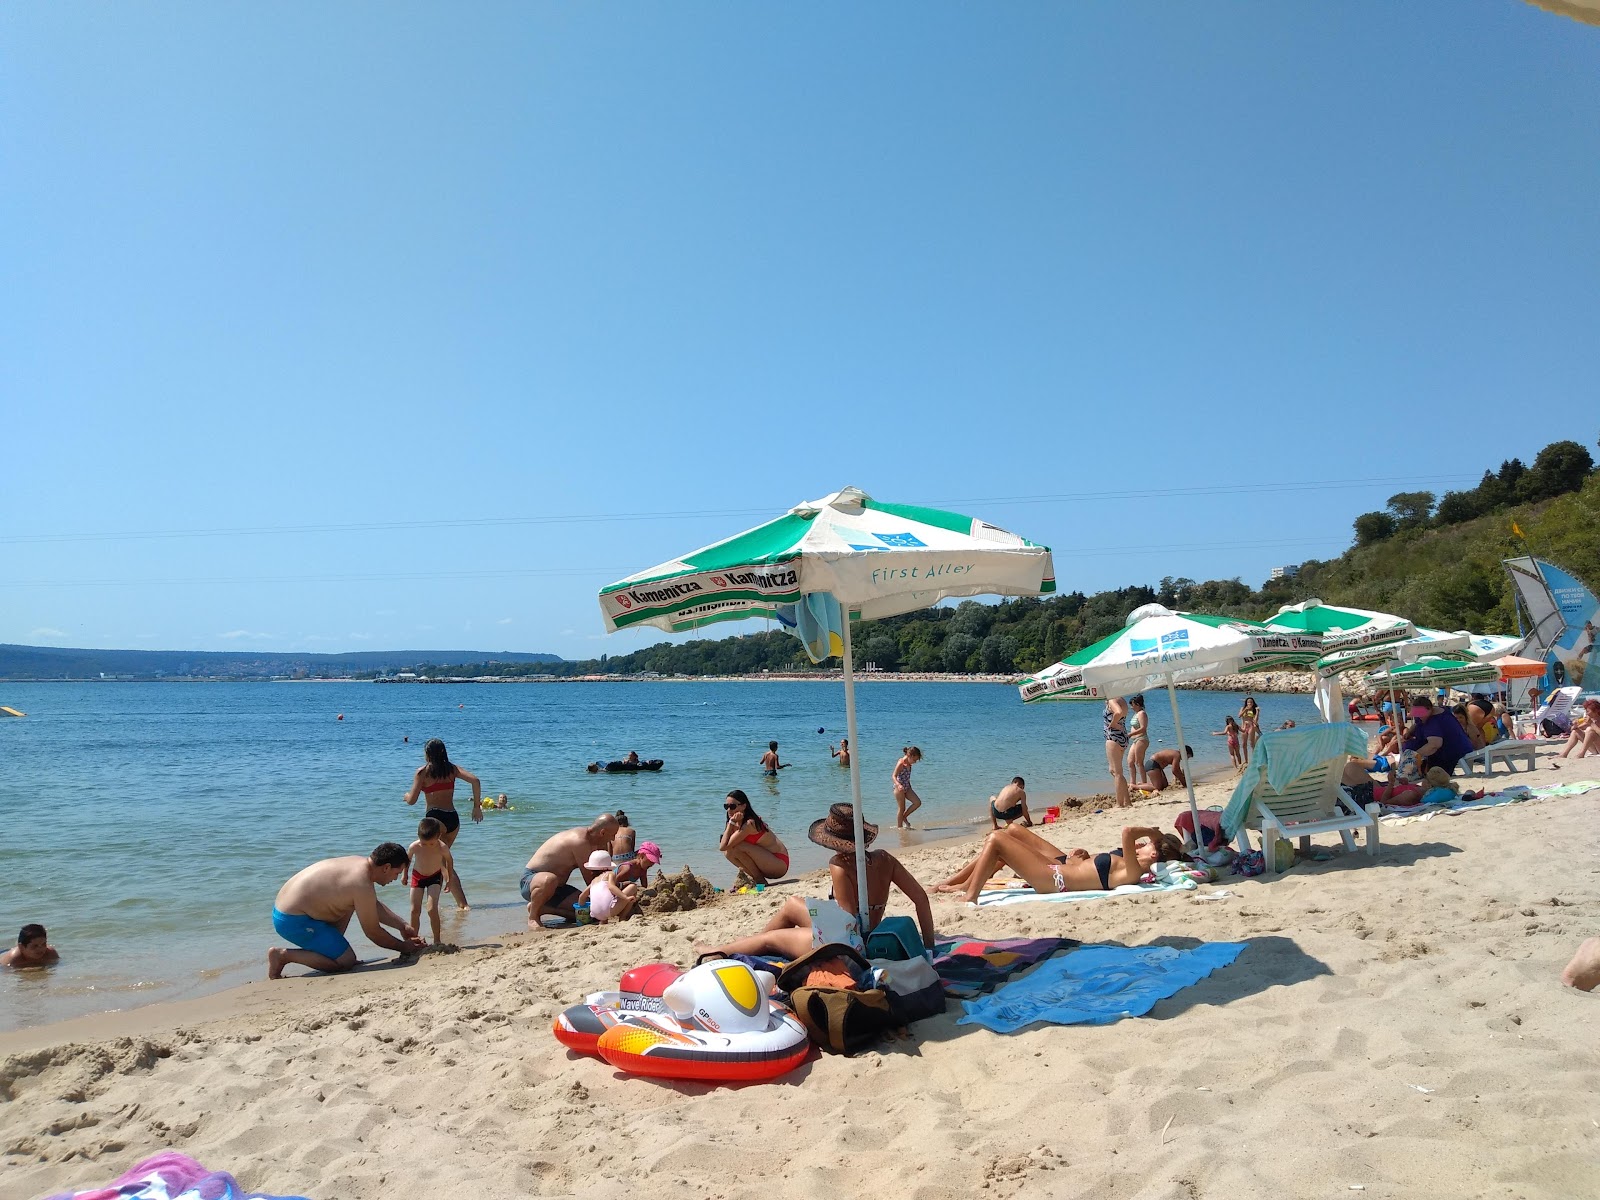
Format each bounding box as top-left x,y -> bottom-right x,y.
4,3 -> 1597,659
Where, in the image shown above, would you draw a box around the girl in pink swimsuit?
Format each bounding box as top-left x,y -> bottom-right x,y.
892,747 -> 923,829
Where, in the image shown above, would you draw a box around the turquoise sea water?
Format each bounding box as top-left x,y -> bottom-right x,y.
0,680 -> 1320,1031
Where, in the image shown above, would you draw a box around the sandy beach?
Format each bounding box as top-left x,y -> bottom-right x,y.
4,756 -> 1599,1200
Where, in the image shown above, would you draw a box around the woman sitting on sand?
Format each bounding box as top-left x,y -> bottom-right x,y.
933,822 -> 1184,905
702,804 -> 935,958
1555,698 -> 1600,761
718,790 -> 790,885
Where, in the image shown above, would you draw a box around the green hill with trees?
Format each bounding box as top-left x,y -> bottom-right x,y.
436,437 -> 1600,681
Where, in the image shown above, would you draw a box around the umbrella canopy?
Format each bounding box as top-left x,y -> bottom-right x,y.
1366,655 -> 1500,690
600,486 -> 1054,633
1463,632 -> 1526,660
1019,610 -> 1322,703
1266,600 -> 1418,675
1492,654 -> 1547,681
1018,605 -> 1322,845
600,486 -> 1055,929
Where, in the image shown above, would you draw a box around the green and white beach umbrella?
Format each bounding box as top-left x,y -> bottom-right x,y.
1365,655 -> 1500,690
600,486 -> 1054,635
1018,609 -> 1322,704
1268,599 -> 1418,676
601,486 -> 1055,925
1018,605 -> 1323,843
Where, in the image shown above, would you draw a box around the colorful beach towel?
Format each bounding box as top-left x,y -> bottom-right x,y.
957,942 -> 1247,1032
974,871 -> 1202,907
1381,779 -> 1600,825
931,936 -> 1076,998
43,1152 -> 308,1200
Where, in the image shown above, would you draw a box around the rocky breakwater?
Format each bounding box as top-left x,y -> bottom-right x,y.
1180,670 -> 1315,694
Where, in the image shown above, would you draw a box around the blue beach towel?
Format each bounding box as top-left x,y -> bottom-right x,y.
956,942 -> 1247,1032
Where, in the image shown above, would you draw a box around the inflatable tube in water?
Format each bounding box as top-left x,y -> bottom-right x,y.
551,962 -> 683,1054
594,961 -> 809,1084
586,759 -> 665,774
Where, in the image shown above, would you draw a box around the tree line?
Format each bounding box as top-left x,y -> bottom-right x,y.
396,434 -> 1600,681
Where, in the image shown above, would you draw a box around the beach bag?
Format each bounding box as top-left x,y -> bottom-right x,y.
778,943 -> 897,1055
863,915 -> 924,961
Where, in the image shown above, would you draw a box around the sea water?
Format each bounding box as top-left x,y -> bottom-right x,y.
0,680 -> 1320,1031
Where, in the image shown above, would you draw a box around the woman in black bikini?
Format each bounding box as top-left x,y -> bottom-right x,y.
1104,697 -> 1131,809
933,822 -> 1183,904
404,738 -> 482,909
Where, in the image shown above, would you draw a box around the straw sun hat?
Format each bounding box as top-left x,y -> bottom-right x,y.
807,803 -> 878,853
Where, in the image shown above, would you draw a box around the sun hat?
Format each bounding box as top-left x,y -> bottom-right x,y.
807,803 -> 878,854
637,841 -> 662,865
585,850 -> 615,872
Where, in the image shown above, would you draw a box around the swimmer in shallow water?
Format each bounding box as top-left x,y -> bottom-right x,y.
0,924 -> 59,969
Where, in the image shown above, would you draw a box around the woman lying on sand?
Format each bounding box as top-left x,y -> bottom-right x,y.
701,804 -> 935,958
933,822 -> 1184,904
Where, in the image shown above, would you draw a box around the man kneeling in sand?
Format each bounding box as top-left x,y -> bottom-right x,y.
1143,746 -> 1193,793
521,814 -> 619,929
268,843 -> 425,979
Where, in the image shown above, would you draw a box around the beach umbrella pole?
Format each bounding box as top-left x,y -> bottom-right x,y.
839,613 -> 871,930
1162,674 -> 1206,855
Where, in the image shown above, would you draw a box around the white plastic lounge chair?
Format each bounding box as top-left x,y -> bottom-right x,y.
1459,739 -> 1538,776
1516,685 -> 1581,739
1220,725 -> 1379,874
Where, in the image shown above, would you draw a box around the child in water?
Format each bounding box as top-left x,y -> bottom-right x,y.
0,924 -> 58,968
407,817 -> 455,946
1213,716 -> 1244,771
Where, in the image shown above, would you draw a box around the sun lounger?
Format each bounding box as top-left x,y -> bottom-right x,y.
1221,725 -> 1379,873
1515,685 -> 1581,738
1460,739 -> 1539,776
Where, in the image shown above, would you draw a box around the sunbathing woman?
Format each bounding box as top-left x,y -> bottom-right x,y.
718,790 -> 790,885
701,804 -> 936,959
1555,698 -> 1600,761
933,822 -> 1184,904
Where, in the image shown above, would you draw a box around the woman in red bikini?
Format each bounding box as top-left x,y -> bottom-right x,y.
404,738 -> 482,909
718,789 -> 790,885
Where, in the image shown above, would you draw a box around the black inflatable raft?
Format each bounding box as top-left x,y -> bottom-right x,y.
587,759 -> 664,774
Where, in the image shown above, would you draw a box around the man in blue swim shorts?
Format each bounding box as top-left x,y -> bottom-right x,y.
268,843 -> 425,979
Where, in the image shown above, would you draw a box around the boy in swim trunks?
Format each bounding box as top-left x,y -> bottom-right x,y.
267,843 -> 424,979
407,817 -> 455,946
0,924 -> 59,969
760,741 -> 787,776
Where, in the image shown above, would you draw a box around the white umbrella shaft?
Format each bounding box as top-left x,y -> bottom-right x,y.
841,616 -> 870,931
1163,675 -> 1205,853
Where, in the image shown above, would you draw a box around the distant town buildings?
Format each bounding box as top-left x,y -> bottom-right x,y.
1268,565 -> 1300,582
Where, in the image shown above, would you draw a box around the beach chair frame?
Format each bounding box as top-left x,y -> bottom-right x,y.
1459,740 -> 1538,776
1235,759 -> 1380,874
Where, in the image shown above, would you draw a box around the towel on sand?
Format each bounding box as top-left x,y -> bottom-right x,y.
43,1151 -> 307,1200
974,870 -> 1201,907
932,936 -> 1076,998
957,942 -> 1247,1032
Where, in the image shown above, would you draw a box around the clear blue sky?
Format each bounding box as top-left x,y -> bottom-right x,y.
4,4 -> 1597,658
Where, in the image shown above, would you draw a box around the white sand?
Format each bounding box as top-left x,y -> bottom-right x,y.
4,755 -> 1600,1200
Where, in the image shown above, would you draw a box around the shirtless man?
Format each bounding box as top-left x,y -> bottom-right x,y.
1,924 -> 59,969
267,843 -> 424,979
521,814 -> 619,929
988,777 -> 1031,828
1143,746 -> 1193,793
759,741 -> 788,776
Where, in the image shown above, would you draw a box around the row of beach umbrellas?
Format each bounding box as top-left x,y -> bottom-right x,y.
595,487 -> 1529,922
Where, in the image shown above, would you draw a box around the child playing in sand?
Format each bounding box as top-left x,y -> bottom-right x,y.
0,924 -> 58,968
1213,716 -> 1244,771
407,817 -> 455,946
576,851 -> 640,923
